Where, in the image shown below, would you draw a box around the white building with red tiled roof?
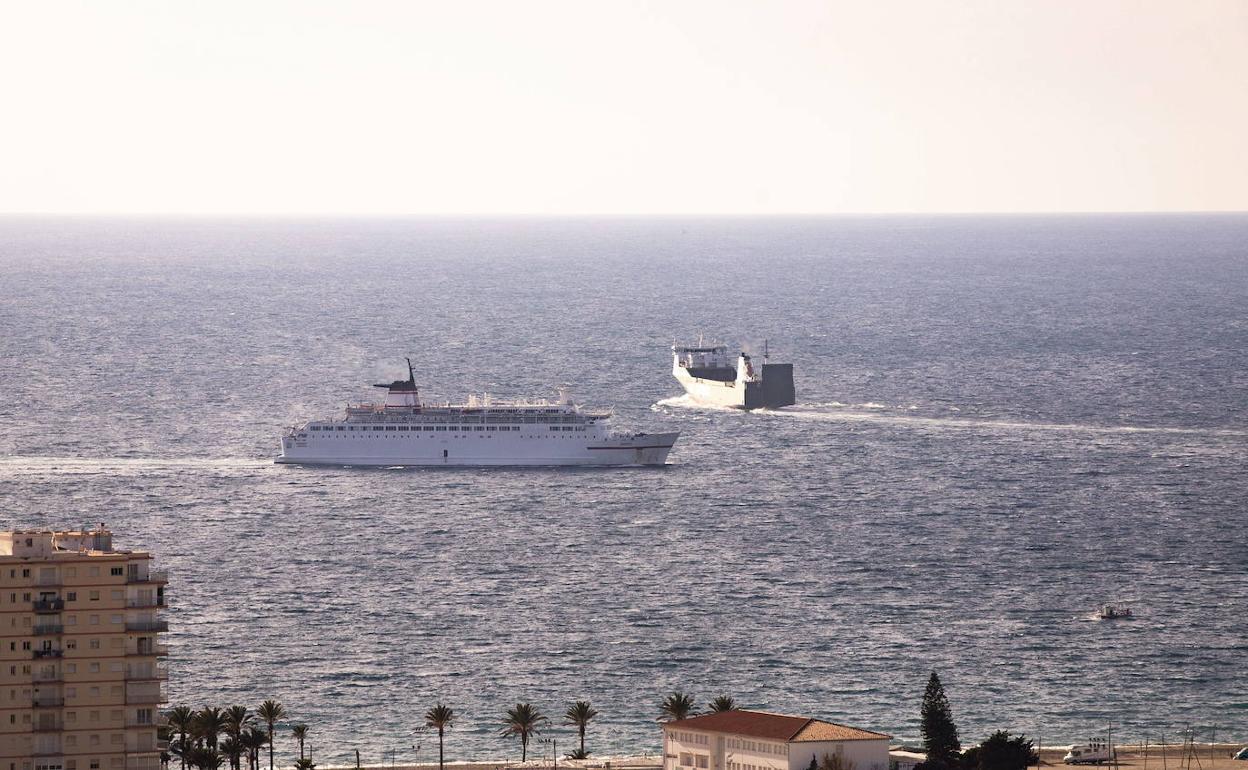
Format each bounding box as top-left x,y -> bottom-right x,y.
662,710 -> 891,770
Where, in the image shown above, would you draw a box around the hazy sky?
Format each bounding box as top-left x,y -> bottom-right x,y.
2,1 -> 1245,214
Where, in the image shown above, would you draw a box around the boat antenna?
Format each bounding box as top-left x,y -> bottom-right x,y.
764,339 -> 769,362
405,357 -> 416,387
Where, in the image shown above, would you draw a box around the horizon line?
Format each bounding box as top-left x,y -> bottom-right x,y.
1,209 -> 1247,219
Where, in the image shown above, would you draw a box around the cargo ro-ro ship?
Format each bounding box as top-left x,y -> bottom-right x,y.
277,360 -> 679,466
672,340 -> 795,409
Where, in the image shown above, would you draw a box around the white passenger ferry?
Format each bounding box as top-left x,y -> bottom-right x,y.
277,360 -> 679,467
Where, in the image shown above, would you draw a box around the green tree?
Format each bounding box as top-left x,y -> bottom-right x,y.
425,704 -> 455,770
564,701 -> 599,756
920,673 -> 961,770
291,725 -> 309,760
708,696 -> 737,713
967,731 -> 1037,770
659,692 -> 696,722
501,703 -> 547,762
257,700 -> 286,770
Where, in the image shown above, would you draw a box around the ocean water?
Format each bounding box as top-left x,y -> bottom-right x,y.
1,215 -> 1246,764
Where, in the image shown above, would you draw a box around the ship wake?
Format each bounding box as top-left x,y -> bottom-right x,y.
654,397 -> 1246,438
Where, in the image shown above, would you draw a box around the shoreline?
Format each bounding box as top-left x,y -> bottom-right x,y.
319,745 -> 1248,770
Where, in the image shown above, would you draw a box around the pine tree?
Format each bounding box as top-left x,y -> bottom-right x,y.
920,672 -> 961,769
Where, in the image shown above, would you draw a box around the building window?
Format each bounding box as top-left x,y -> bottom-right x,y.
66,592 -> 77,601
89,591 -> 99,601
110,567 -> 123,576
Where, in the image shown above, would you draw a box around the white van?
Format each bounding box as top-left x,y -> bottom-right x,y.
1063,741 -> 1114,765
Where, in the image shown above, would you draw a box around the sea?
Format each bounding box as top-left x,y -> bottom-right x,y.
1,214 -> 1245,764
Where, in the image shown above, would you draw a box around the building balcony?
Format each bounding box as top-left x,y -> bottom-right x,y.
33,672 -> 63,684
35,575 -> 62,587
33,598 -> 65,613
127,644 -> 170,657
33,721 -> 64,732
31,747 -> 63,757
33,624 -> 64,636
33,697 -> 65,708
127,596 -> 167,609
126,667 -> 169,682
33,649 -> 64,659
126,570 -> 168,585
125,620 -> 169,633
125,687 -> 167,705
125,717 -> 159,729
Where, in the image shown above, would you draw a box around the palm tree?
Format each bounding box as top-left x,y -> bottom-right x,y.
186,746 -> 225,770
563,701 -> 598,756
168,707 -> 197,770
197,707 -> 228,752
707,696 -> 737,713
219,738 -> 243,770
226,706 -> 253,737
660,692 -> 696,722
240,727 -> 268,770
168,736 -> 194,770
501,703 -> 547,762
424,704 -> 455,770
291,725 -> 309,760
293,760 -> 316,770
257,700 -> 286,770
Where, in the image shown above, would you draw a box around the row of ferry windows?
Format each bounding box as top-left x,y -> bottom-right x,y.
308,426 -> 586,432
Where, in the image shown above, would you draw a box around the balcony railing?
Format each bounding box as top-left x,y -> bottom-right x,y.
127,597 -> 167,608
35,576 -> 62,587
33,624 -> 64,636
125,688 -> 167,705
33,649 -> 64,659
126,570 -> 168,584
127,644 -> 170,657
126,667 -> 169,681
125,620 -> 169,633
33,697 -> 65,708
125,717 -> 157,728
33,672 -> 63,684
33,721 -> 64,732
33,598 -> 65,613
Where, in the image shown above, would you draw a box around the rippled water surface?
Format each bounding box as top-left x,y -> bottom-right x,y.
1,215 -> 1246,763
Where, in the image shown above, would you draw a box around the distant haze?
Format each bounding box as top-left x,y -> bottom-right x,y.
2,0 -> 1246,215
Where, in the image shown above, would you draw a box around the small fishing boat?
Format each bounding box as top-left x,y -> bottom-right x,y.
1098,603 -> 1132,620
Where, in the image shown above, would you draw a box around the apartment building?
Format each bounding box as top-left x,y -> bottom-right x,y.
0,528 -> 168,770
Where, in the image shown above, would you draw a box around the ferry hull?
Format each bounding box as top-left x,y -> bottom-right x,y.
275,432 -> 679,467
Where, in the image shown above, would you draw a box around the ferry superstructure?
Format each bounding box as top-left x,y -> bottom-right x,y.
672,340 -> 796,409
277,361 -> 679,466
